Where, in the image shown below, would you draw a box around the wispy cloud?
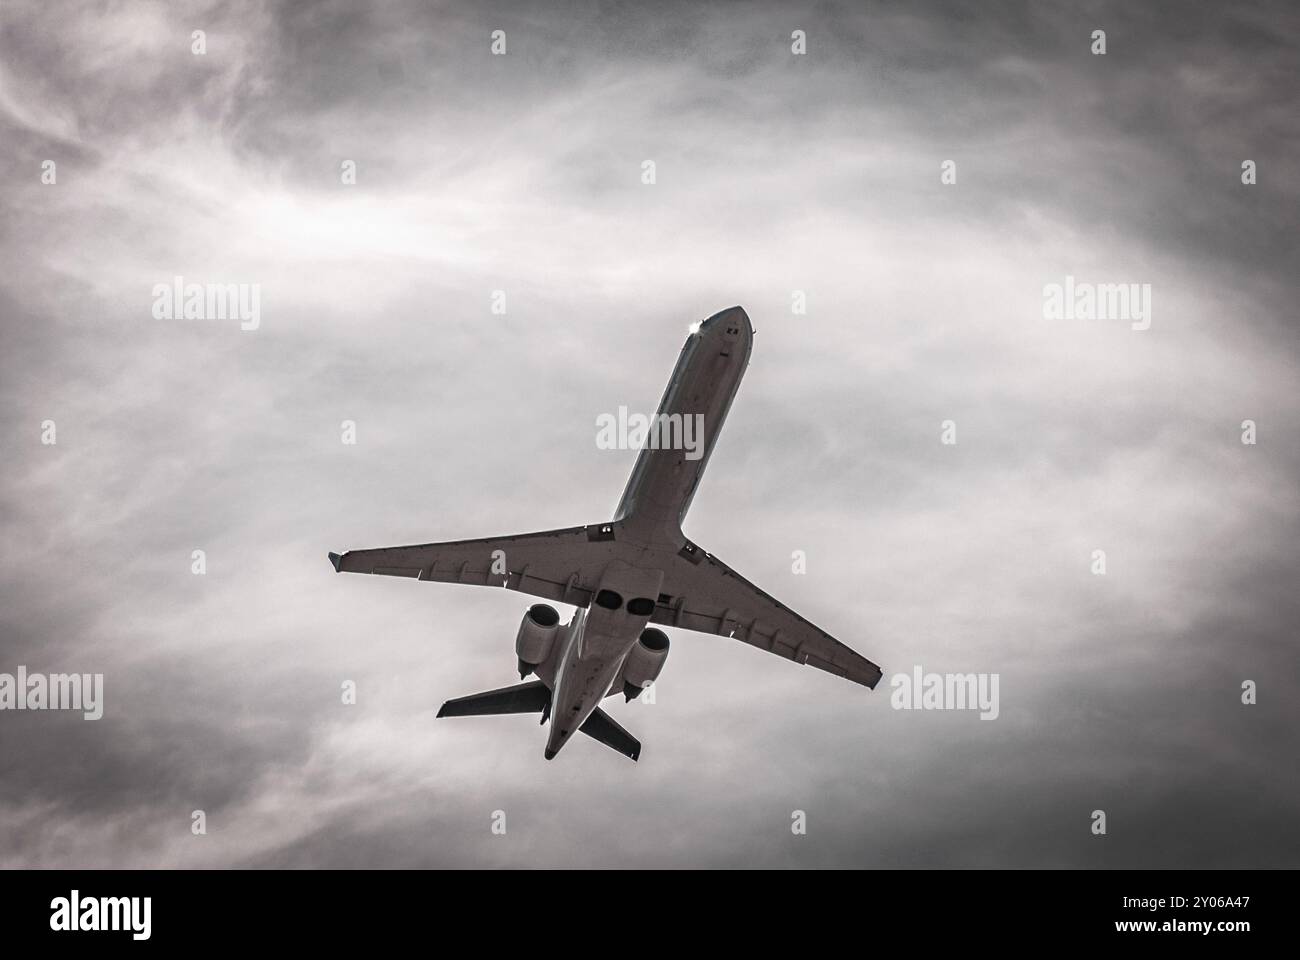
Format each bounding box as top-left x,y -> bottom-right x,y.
1,0 -> 1297,867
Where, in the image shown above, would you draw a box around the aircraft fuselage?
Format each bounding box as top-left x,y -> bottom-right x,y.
539,308 -> 753,757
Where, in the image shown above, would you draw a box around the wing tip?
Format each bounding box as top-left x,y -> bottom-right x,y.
328,551 -> 343,572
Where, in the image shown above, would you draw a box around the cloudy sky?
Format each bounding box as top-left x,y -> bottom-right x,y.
1,0 -> 1297,868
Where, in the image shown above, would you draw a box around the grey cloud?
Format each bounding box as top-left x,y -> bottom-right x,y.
0,0 -> 1296,868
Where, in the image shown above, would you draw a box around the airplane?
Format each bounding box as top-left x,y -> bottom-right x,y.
328,305 -> 882,761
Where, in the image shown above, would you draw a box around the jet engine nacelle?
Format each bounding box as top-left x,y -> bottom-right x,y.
515,604 -> 561,678
620,628 -> 669,701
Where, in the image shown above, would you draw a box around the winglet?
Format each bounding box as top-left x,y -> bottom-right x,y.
328,551 -> 343,572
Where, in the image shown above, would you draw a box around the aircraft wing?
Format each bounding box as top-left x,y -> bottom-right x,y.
328,524 -> 621,607
330,524 -> 881,688
652,545 -> 883,689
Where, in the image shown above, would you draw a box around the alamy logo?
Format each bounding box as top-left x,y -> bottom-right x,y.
1042,275 -> 1151,331
0,666 -> 103,719
50,890 -> 151,940
595,406 -> 705,461
151,275 -> 261,330
889,665 -> 1000,720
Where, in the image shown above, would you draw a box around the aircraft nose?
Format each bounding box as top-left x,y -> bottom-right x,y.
701,305 -> 751,340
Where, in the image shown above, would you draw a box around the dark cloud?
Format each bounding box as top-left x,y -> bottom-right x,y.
0,0 -> 1296,868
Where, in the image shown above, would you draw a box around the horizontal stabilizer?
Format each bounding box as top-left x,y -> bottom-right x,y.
579,707 -> 641,761
437,680 -> 550,718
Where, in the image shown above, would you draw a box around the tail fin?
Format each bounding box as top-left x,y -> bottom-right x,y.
579,707 -> 641,761
436,680 -> 550,718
